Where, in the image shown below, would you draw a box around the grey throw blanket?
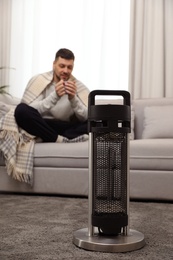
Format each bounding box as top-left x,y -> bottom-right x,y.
0,102 -> 35,185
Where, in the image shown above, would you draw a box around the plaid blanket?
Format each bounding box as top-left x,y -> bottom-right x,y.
0,72 -> 54,184
0,102 -> 35,185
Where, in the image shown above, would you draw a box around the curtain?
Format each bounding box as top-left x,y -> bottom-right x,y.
5,0 -> 130,98
0,0 -> 12,89
129,0 -> 173,99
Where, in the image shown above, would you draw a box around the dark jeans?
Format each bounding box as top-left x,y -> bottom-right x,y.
14,103 -> 88,142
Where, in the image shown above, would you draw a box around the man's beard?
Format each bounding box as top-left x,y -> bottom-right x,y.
60,74 -> 69,81
54,72 -> 69,81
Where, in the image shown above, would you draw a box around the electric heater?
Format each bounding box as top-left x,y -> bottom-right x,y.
73,90 -> 145,252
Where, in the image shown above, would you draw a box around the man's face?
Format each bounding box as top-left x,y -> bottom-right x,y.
53,57 -> 74,82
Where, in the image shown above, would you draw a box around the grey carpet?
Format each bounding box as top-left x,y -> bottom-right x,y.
0,194 -> 172,260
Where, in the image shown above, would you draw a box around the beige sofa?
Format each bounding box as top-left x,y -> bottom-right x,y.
0,94 -> 173,201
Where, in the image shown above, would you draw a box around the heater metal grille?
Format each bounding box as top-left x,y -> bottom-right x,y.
92,132 -> 128,216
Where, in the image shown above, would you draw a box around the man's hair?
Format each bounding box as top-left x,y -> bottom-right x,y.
55,48 -> 75,60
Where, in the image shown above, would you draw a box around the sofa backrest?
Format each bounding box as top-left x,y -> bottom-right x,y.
133,97 -> 173,139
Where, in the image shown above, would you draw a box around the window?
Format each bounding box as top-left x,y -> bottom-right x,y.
9,0 -> 130,97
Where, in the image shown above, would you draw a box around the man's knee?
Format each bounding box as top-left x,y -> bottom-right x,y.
14,103 -> 31,123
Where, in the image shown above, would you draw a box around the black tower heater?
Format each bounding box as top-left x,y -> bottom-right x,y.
73,90 -> 145,252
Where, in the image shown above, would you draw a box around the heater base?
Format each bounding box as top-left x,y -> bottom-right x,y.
73,228 -> 145,253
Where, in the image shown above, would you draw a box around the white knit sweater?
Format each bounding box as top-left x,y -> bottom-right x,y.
30,83 -> 88,121
22,71 -> 90,122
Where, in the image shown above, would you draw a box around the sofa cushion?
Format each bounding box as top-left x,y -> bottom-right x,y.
34,142 -> 89,168
142,105 -> 173,139
130,139 -> 173,170
130,106 -> 135,140
132,98 -> 173,139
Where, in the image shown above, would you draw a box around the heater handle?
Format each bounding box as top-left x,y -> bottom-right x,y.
88,90 -> 130,107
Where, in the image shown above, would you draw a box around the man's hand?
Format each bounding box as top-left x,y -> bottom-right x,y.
55,80 -> 76,99
64,80 -> 77,100
55,80 -> 66,97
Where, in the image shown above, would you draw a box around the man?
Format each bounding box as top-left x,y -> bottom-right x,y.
14,48 -> 89,143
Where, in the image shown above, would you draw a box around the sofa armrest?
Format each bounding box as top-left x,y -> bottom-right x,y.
0,94 -> 20,106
